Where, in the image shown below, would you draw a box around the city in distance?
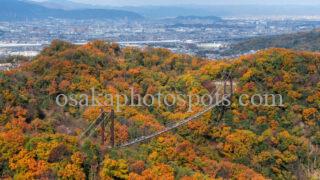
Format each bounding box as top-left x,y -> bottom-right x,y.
1,0 -> 320,60
0,1 -> 320,180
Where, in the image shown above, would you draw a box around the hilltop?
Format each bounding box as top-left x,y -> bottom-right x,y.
0,40 -> 319,179
223,29 -> 320,56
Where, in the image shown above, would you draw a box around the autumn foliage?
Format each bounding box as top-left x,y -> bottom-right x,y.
0,40 -> 319,179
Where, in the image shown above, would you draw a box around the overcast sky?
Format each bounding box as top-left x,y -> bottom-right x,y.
67,0 -> 320,6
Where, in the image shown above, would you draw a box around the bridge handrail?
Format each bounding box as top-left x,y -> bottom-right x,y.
117,95 -> 230,148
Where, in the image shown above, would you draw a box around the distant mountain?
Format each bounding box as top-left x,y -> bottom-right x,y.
162,15 -> 222,24
25,2 -> 320,19
27,0 -> 96,10
174,16 -> 221,21
27,3 -> 221,18
223,29 -> 320,56
0,0 -> 143,21
118,5 -> 320,18
118,6 -> 216,18
160,16 -> 222,27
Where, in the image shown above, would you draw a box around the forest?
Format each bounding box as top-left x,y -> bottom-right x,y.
223,29 -> 320,56
0,40 -> 319,179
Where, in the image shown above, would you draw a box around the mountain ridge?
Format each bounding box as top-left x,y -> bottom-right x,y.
26,0 -> 96,10
0,0 -> 144,21
223,29 -> 320,56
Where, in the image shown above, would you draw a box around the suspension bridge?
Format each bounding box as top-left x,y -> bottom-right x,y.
80,73 -> 234,149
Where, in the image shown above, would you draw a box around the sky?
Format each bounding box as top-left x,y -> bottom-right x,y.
34,0 -> 320,6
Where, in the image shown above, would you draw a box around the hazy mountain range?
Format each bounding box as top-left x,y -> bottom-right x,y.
28,0 -> 97,10
28,0 -> 320,18
0,0 -> 143,21
120,5 -> 320,18
1,0 -> 320,21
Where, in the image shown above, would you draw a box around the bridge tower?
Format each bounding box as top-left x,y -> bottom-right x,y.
80,109 -> 116,147
110,110 -> 115,148
212,72 -> 234,122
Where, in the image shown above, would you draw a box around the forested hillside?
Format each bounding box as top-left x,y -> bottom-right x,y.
0,40 -> 319,179
223,29 -> 320,56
